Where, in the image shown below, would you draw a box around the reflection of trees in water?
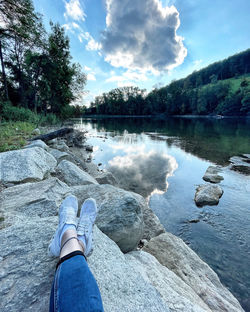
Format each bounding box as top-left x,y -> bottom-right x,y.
82,117 -> 250,165
108,151 -> 177,198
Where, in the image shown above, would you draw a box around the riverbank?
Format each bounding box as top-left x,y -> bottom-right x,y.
0,127 -> 244,311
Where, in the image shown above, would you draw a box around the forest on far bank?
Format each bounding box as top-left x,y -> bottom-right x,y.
88,49 -> 250,116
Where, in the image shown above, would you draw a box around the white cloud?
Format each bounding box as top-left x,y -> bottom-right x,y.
64,0 -> 86,21
101,0 -> 187,73
108,150 -> 178,197
86,38 -> 102,51
84,66 -> 92,71
87,73 -> 96,81
77,32 -> 101,51
105,69 -> 147,87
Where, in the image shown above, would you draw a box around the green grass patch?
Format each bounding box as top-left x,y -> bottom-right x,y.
0,121 -> 36,152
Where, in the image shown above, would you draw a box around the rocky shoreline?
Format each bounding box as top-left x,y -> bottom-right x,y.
0,128 -> 244,311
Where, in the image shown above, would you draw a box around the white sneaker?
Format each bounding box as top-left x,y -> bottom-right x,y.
77,198 -> 98,257
48,195 -> 78,257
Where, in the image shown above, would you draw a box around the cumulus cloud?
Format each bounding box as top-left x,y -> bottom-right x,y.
101,0 -> 187,73
64,0 -> 86,21
87,73 -> 96,81
108,151 -> 178,197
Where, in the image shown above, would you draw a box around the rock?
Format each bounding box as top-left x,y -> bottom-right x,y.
203,166 -> 224,183
25,139 -> 49,151
142,205 -> 166,241
188,219 -> 200,224
0,178 -> 70,218
95,171 -> 118,186
0,216 -> 58,312
48,148 -> 69,164
126,251 -> 211,312
32,128 -> 41,135
229,155 -> 250,175
88,227 -> 170,312
57,160 -> 98,186
85,144 -> 93,152
0,147 -> 57,184
48,139 -> 69,152
72,184 -> 144,252
143,233 -> 243,312
194,184 -> 223,207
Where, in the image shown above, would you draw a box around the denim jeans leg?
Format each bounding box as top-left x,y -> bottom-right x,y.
50,255 -> 104,312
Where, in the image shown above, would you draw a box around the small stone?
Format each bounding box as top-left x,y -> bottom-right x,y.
194,184 -> 223,207
32,128 -> 41,135
85,145 -> 93,152
203,166 -> 224,183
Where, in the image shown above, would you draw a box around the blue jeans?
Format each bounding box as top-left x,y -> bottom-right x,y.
49,252 -> 104,312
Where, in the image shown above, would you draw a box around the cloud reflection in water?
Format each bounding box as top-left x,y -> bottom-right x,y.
108,150 -> 178,198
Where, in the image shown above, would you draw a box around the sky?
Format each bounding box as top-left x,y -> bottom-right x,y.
33,0 -> 250,106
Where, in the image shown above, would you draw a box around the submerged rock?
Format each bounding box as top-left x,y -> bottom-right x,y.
143,233 -> 244,312
194,184 -> 223,207
72,184 -> 144,253
229,155 -> 250,175
57,160 -> 98,186
203,166 -> 224,183
0,147 -> 57,184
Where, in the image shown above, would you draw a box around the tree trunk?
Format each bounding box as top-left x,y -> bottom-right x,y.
0,39 -> 9,101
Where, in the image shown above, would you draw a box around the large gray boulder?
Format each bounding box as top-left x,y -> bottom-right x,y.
142,205 -> 165,241
203,166 -> 224,183
143,233 -> 243,312
72,184 -> 144,252
126,251 -> 211,312
0,178 -> 70,218
57,160 -> 98,186
0,147 -> 57,184
89,227 -> 170,312
0,216 -> 58,312
194,184 -> 223,207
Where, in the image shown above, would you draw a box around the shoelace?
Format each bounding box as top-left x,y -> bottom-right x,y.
77,215 -> 92,235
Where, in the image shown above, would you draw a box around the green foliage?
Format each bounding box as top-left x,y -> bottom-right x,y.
1,101 -> 59,125
0,1 -> 86,121
0,121 -> 35,152
89,50 -> 250,117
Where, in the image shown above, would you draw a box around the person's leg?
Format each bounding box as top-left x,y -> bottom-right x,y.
49,196 -> 104,312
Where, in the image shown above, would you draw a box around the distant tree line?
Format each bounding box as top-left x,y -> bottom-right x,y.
89,49 -> 250,116
0,0 -> 86,120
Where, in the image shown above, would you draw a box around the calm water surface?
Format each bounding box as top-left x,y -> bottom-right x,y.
73,117 -> 250,311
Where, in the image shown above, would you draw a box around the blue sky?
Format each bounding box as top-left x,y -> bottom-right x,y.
33,0 -> 250,105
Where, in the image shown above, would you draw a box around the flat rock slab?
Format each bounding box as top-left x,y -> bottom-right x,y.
229,155 -> 250,175
0,178 -> 70,219
0,216 -> 58,312
143,233 -> 244,312
0,147 -> 57,184
203,166 -> 224,183
72,184 -> 144,252
194,184 -> 223,207
57,160 -> 98,186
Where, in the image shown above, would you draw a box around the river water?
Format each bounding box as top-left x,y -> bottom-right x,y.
73,117 -> 250,311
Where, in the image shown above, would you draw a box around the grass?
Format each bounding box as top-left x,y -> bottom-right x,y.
0,121 -> 36,152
